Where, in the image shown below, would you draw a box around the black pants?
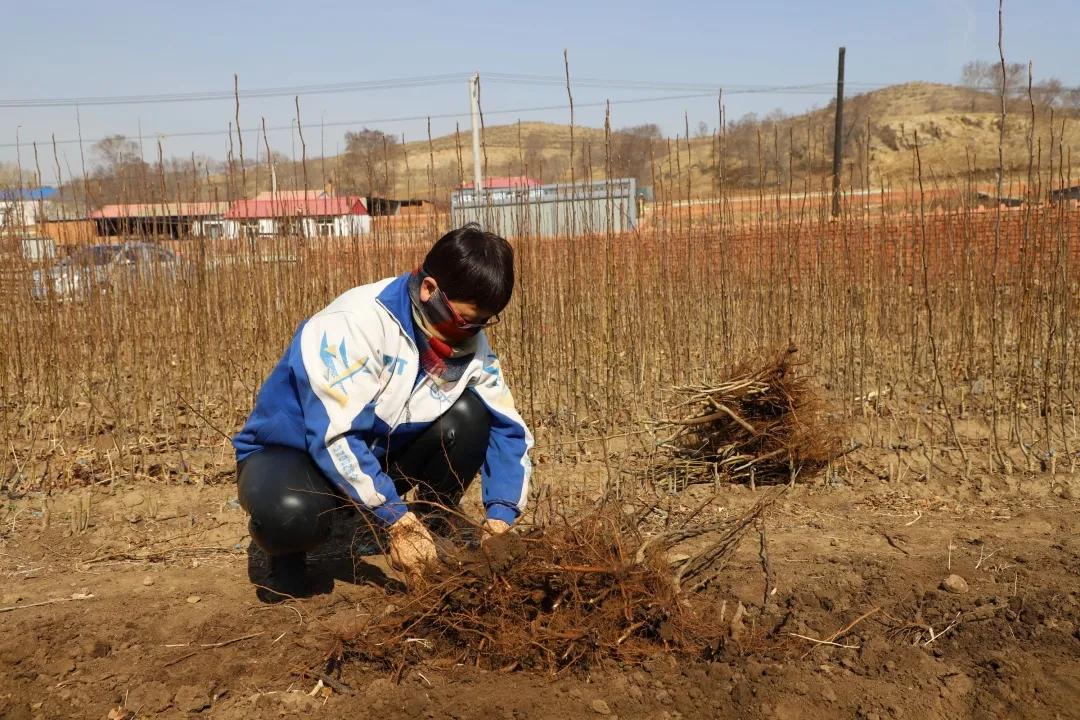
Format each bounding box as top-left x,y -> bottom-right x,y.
237,391 -> 491,556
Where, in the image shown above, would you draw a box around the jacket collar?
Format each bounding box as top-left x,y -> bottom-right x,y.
375,272 -> 417,343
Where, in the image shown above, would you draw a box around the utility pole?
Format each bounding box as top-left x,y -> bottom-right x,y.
831,46 -> 846,217
469,73 -> 484,200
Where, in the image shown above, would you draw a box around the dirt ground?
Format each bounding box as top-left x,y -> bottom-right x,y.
2,445 -> 1078,720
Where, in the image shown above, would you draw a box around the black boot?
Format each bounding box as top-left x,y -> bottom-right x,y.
258,551 -> 308,602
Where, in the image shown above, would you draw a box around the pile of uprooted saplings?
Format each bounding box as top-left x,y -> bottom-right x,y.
652,346 -> 840,488
326,349 -> 831,678
329,491 -> 780,677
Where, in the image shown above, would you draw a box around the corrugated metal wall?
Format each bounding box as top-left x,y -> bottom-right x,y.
451,178 -> 637,237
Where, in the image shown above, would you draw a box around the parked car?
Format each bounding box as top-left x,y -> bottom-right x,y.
30,242 -> 176,300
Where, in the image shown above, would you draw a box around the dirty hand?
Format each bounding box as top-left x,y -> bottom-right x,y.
387,512 -> 439,584
480,518 -> 511,549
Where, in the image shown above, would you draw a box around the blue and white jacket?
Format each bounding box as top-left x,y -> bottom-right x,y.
233,272 -> 533,526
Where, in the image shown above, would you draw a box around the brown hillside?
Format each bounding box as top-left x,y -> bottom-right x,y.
321,83 -> 1079,199
814,82 -> 1079,185
670,82 -> 1080,192
338,122 -> 610,200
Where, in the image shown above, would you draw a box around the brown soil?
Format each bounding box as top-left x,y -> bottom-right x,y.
2,461 -> 1078,719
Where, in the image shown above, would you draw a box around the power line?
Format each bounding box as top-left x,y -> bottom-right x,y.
0,72 -> 882,110
485,72 -> 884,94
0,74 -> 473,109
2,88 -> 852,150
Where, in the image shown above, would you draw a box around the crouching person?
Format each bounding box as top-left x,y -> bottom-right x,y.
232,224 -> 533,599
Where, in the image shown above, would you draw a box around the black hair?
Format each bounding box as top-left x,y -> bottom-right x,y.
422,223 -> 515,314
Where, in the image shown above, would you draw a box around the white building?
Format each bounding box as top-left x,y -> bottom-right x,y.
0,187 -> 58,230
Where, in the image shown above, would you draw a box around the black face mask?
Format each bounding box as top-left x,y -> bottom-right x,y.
420,284 -> 480,343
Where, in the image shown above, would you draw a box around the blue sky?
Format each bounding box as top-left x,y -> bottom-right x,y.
2,0 -> 1077,172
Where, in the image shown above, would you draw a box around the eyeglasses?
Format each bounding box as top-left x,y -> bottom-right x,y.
434,287 -> 501,330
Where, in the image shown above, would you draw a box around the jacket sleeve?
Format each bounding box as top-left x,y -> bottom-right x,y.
290,311 -> 409,526
470,349 -> 534,525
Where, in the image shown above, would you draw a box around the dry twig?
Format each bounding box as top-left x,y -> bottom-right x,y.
0,592 -> 94,614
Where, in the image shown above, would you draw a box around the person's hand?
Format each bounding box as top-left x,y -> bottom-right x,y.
387,512 -> 438,586
480,518 -> 511,550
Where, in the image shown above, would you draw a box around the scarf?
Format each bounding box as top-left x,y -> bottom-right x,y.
406,269 -> 478,382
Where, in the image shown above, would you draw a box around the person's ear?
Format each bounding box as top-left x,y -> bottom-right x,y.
419,276 -> 438,303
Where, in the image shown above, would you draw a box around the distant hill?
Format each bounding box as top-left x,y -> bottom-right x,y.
340,121 -> 611,200
676,82 -> 1080,192
282,83 -> 1080,200
799,81 -> 1080,186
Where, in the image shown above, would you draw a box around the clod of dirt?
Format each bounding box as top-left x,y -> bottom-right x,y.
252,692 -> 321,712
141,577 -> 154,586
173,685 -> 211,713
47,657 -> 75,677
941,574 -> 969,594
942,672 -> 975,696
858,635 -> 889,670
124,682 -> 172,714
590,699 -> 613,715
186,595 -> 202,604
478,530 -> 528,574
79,638 -> 111,659
362,678 -> 396,701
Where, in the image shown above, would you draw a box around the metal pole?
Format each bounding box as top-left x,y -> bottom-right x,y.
469,73 -> 484,198
831,46 -> 846,217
